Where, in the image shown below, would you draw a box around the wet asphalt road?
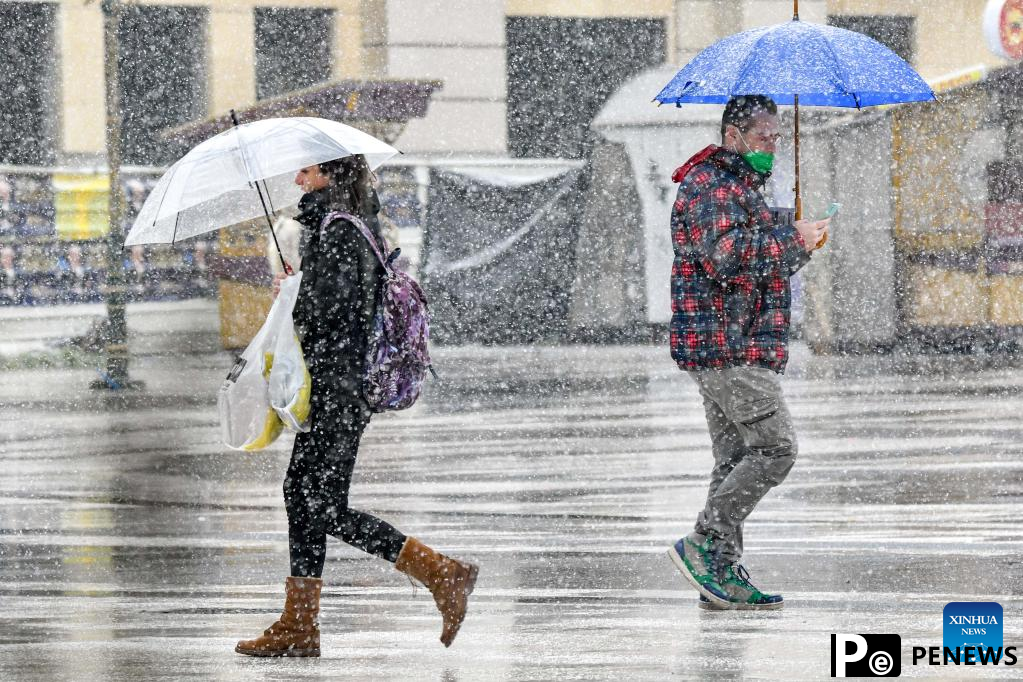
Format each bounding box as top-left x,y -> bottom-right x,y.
1,301 -> 1022,680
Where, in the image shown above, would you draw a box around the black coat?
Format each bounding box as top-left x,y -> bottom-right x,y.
292,190 -> 384,402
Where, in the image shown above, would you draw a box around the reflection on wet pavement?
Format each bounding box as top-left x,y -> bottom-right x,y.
2,338 -> 1022,680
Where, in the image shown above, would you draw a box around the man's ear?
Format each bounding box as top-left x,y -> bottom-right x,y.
722,124 -> 738,151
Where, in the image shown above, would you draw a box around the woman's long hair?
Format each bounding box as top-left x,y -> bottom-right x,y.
317,154 -> 373,217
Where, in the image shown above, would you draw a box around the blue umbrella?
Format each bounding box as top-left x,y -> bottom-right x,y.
655,3 -> 935,219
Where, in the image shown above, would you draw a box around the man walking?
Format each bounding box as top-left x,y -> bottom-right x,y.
667,95 -> 829,610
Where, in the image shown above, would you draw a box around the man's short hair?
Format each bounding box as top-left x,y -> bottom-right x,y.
721,95 -> 778,140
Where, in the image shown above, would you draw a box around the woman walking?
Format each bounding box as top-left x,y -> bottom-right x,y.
235,155 -> 478,657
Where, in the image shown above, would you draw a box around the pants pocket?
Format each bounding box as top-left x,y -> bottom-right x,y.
732,395 -> 795,461
732,396 -> 779,425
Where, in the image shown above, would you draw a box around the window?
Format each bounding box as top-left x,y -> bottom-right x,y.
0,2 -> 57,165
507,17 -> 666,158
827,15 -> 915,64
118,4 -> 208,165
255,7 -> 334,101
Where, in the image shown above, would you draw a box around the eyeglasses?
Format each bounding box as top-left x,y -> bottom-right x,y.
747,131 -> 783,144
730,124 -> 782,144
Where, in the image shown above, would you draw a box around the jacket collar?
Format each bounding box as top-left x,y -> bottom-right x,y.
295,189 -> 331,230
672,144 -> 768,190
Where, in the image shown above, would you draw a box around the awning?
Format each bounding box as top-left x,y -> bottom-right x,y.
162,79 -> 442,146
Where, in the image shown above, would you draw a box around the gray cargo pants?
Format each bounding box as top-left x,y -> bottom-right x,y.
688,365 -> 797,563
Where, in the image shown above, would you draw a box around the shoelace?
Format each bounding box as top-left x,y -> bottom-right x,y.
704,539 -> 728,579
734,563 -> 753,584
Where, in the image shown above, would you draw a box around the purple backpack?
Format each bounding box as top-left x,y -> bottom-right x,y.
322,211 -> 433,412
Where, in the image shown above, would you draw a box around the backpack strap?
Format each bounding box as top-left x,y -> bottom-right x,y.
320,210 -> 390,273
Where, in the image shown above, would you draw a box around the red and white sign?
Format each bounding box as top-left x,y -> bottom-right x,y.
985,0 -> 1023,60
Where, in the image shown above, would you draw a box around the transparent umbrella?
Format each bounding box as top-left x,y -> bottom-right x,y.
123,115 -> 399,268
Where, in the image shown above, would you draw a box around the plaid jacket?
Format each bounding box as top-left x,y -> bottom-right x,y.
670,145 -> 810,373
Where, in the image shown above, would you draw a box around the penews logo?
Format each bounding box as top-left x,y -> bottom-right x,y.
832,602 -> 1016,675
943,602 -> 1004,663
831,634 -> 901,677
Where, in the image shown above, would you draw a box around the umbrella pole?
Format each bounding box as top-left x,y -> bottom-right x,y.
255,180 -> 291,275
793,94 -> 802,221
229,110 -> 292,275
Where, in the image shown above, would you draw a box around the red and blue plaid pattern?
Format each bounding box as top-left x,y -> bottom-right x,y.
670,146 -> 810,373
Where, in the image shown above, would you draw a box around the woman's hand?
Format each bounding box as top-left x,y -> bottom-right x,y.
272,268 -> 290,300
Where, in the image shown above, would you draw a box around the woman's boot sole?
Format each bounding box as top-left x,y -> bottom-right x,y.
234,645 -> 320,657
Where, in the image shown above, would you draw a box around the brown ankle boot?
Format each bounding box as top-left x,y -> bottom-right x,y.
395,537 -> 479,647
235,576 -> 322,657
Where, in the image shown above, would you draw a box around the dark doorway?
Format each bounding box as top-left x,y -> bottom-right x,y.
0,2 -> 57,165
255,7 -> 334,101
118,4 -> 208,165
828,15 -> 915,64
506,17 -> 666,158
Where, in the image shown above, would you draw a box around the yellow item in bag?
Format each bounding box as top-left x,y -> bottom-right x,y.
244,352 -> 284,451
269,332 -> 312,432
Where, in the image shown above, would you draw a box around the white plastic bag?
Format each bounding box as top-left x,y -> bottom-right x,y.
218,273 -> 311,451
268,323 -> 312,432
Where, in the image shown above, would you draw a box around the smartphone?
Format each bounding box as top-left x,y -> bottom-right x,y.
821,202 -> 841,219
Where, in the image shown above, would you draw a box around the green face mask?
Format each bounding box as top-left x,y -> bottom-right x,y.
736,128 -> 775,174
742,151 -> 774,174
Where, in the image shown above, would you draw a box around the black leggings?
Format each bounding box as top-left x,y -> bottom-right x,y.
283,393 -> 406,578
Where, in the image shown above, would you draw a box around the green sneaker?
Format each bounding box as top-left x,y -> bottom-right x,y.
718,564 -> 784,610
698,594 -> 724,610
668,536 -> 731,606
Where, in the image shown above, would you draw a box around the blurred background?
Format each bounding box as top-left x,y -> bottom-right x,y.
0,0 -> 1021,352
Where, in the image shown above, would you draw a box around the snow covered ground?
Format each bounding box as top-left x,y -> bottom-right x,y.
1,302 -> 1022,680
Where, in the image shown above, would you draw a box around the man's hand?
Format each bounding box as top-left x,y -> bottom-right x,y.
794,218 -> 830,253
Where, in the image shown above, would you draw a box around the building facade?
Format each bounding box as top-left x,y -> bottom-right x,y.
1,0 -> 1012,167
1,0 -> 1017,335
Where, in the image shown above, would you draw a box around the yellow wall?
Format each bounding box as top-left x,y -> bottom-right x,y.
56,0 -> 370,157
334,0 -> 365,79
505,0 -> 674,16
828,0 -> 1011,78
505,0 -> 1013,79
208,7 -> 256,115
50,0 -> 1018,158
59,3 -> 105,155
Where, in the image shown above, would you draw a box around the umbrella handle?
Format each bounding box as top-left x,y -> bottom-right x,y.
793,94 -> 802,222
230,109 -> 290,275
